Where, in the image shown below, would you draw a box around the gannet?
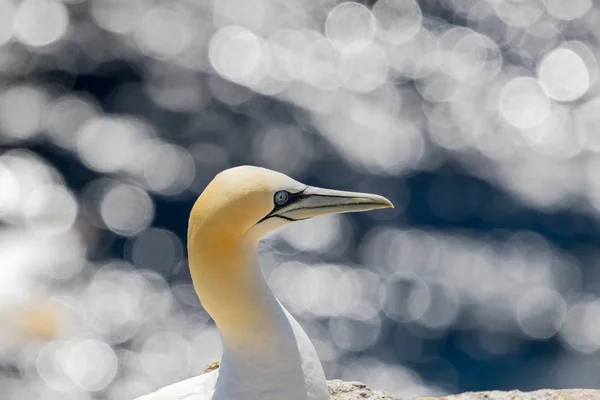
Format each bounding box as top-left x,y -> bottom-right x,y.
135,166 -> 393,400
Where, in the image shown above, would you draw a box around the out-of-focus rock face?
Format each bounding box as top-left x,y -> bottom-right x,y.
327,380 -> 600,400
328,380 -> 402,399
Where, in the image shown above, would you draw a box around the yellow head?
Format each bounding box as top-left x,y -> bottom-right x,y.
188,165 -> 393,245
187,166 -> 393,338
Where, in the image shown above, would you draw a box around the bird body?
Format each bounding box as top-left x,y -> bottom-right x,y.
136,166 -> 392,400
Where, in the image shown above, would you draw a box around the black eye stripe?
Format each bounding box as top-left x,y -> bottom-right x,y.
274,188 -> 307,208
256,188 -> 308,224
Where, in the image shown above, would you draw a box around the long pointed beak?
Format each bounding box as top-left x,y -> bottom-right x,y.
269,186 -> 394,221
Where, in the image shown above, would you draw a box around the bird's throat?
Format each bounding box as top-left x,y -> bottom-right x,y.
187,235 -> 329,400
188,235 -> 273,341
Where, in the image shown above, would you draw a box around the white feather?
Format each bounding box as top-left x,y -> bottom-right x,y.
135,303 -> 329,400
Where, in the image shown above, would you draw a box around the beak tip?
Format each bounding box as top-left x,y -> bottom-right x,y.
372,194 -> 393,209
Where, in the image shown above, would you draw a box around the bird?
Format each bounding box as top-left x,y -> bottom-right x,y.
135,166 -> 393,400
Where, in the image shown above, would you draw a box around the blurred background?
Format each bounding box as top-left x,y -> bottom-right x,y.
1,0 -> 600,398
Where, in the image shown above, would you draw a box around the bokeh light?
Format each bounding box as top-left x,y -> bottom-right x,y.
2,0 -> 600,398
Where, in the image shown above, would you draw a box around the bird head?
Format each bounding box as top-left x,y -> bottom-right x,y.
189,166 -> 393,243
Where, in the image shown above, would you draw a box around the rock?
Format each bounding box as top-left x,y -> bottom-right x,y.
326,380 -> 600,400
328,380 -> 402,399
202,360 -> 220,373
200,364 -> 598,400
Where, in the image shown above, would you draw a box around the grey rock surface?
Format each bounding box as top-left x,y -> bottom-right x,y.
328,380 -> 401,399
327,380 -> 600,400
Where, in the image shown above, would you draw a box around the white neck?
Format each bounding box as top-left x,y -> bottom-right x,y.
188,235 -> 329,400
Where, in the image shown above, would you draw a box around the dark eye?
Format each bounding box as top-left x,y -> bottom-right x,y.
274,190 -> 290,205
